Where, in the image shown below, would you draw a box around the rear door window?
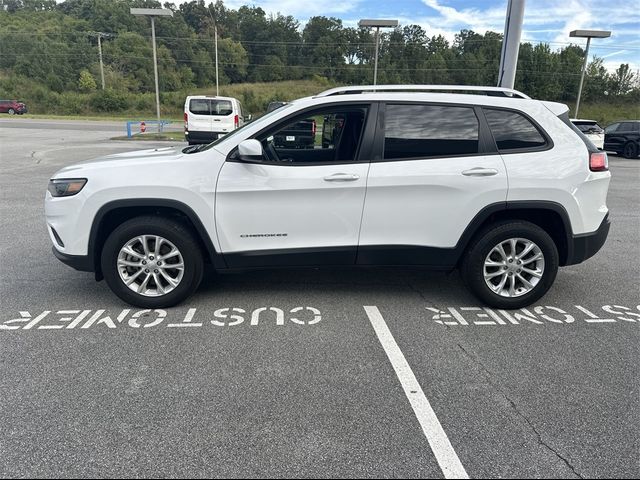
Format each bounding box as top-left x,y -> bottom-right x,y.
212,100 -> 233,116
189,99 -> 210,115
383,104 -> 480,160
189,99 -> 234,116
483,108 -> 548,151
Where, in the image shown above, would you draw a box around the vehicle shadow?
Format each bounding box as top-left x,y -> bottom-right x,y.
196,264 -> 475,305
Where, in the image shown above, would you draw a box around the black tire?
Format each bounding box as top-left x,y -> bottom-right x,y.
101,216 -> 204,308
622,142 -> 638,159
8,108 -> 15,115
460,221 -> 559,309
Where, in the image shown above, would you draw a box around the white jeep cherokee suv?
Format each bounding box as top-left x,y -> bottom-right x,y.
45,85 -> 611,309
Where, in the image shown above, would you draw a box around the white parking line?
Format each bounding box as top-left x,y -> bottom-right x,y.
364,306 -> 469,479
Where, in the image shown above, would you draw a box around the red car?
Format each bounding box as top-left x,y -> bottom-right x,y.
0,99 -> 27,115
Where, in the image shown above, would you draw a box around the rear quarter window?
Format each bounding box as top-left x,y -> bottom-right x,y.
619,122 -> 640,133
483,108 -> 548,151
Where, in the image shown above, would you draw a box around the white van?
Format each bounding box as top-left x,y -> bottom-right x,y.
184,95 -> 245,145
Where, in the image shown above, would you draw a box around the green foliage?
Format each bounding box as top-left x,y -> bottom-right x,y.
78,69 -> 97,92
0,0 -> 637,120
89,88 -> 128,112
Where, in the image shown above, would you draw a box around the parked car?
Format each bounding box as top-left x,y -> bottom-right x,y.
46,85 -> 610,310
273,118 -> 316,149
570,119 -> 604,149
604,120 -> 640,158
0,99 -> 27,115
184,95 -> 245,145
266,101 -> 288,113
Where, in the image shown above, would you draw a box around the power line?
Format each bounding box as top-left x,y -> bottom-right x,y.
2,31 -> 639,51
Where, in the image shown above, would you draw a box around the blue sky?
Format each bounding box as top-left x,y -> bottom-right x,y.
172,0 -> 640,72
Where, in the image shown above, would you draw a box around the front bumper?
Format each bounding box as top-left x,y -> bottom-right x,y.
52,247 -> 94,272
565,214 -> 610,265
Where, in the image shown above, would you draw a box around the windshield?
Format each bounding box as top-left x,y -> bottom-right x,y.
573,121 -> 603,134
183,102 -> 295,154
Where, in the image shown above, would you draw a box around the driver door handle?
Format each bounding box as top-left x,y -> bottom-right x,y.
461,167 -> 499,177
323,173 -> 360,182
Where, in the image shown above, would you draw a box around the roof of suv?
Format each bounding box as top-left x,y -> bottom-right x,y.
315,84 -> 530,98
289,89 -> 568,118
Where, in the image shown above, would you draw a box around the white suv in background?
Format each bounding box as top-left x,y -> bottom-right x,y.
184,95 -> 245,145
571,118 -> 605,149
45,85 -> 611,309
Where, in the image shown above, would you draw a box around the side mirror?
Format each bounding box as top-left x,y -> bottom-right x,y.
237,139 -> 263,162
244,114 -> 252,122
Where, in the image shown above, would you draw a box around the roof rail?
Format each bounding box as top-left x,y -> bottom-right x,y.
315,84 -> 531,99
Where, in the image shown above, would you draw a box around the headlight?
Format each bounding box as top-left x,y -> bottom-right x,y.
47,178 -> 87,197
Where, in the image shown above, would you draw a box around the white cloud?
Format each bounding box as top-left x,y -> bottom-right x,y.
170,0 -> 360,18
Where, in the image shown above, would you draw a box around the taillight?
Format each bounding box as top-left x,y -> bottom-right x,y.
184,112 -> 188,131
312,119 -> 316,136
234,114 -> 239,128
590,151 -> 608,172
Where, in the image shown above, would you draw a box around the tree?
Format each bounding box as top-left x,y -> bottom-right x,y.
583,57 -> 610,102
78,69 -> 97,91
611,64 -> 635,95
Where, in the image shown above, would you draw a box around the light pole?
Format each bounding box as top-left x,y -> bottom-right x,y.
570,29 -> 611,117
358,19 -> 398,85
497,0 -> 526,89
207,9 -> 219,96
131,8 -> 174,132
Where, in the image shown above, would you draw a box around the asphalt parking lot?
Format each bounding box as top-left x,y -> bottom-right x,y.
1,117 -> 639,478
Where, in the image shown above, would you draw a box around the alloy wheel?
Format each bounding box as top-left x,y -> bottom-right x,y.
117,235 -> 184,297
483,237 -> 545,297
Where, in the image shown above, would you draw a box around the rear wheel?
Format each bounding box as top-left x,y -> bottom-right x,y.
622,142 -> 638,158
101,216 -> 204,308
461,221 -> 559,309
8,108 -> 15,115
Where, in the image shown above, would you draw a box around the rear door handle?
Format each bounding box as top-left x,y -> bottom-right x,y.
461,167 -> 499,177
324,173 -> 360,182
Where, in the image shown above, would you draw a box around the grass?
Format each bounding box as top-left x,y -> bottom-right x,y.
190,78 -> 334,103
5,77 -> 638,126
573,102 -> 640,126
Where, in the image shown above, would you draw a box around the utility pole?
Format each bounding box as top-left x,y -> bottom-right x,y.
97,33 -> 105,90
89,32 -> 110,89
497,0 -> 525,89
131,8 -> 173,133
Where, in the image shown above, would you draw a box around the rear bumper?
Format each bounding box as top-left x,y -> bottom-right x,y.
565,214 -> 610,265
185,131 -> 222,144
52,246 -> 93,272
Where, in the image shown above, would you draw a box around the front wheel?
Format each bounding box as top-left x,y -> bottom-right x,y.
101,216 -> 204,308
460,221 -> 559,309
8,108 -> 15,115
